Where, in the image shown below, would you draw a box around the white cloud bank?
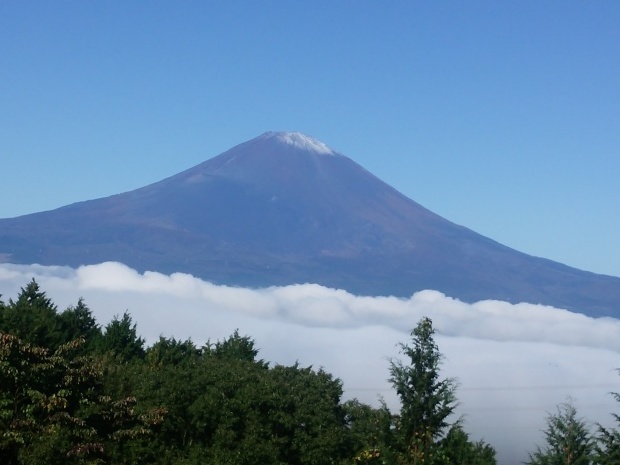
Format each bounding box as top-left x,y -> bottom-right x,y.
1,261 -> 619,464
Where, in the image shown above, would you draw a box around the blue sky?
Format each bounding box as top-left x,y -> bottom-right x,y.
1,1 -> 619,277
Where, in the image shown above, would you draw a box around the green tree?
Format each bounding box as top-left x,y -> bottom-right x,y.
146,336 -> 202,367
265,363 -> 351,465
389,317 -> 458,464
119,333 -> 278,464
97,312 -> 145,362
0,333 -> 163,465
59,298 -> 101,353
0,279 -> 63,349
596,382 -> 620,465
204,329 -> 265,366
526,400 -> 593,465
344,399 -> 395,464
438,424 -> 496,465
140,331 -> 354,464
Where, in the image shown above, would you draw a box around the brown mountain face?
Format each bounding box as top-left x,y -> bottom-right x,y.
1,131 -> 619,317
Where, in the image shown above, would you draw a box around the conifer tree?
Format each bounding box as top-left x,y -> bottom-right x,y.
526,400 -> 593,465
97,312 -> 145,362
596,384 -> 620,465
389,317 -> 457,464
0,279 -> 62,349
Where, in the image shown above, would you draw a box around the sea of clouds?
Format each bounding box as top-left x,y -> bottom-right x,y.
1,261 -> 619,464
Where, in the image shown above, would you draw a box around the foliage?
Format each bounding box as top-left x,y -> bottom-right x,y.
526,400 -> 594,465
0,281 -> 101,353
205,329 -> 260,361
58,299 -> 101,353
146,336 -> 201,367
389,317 -> 458,464
596,385 -> 620,465
96,312 -> 145,362
0,333 -> 163,465
264,363 -> 351,464
345,399 -> 395,464
438,424 -> 497,465
0,279 -> 63,349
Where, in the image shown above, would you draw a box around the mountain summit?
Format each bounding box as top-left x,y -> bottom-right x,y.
261,131 -> 338,155
1,131 -> 619,317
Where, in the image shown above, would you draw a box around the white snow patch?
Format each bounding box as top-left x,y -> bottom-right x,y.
267,131 -> 336,155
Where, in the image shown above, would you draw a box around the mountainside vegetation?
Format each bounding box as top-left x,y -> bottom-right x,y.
1,280 -> 618,464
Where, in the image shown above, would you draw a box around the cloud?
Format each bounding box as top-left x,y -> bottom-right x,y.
1,261 -> 619,464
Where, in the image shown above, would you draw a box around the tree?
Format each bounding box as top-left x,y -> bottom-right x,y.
0,279 -> 63,349
438,424 -> 496,465
261,363 -> 351,465
0,333 -> 164,465
58,298 -> 101,350
596,381 -> 620,465
389,317 -> 458,464
204,329 -> 265,366
526,400 -> 593,465
344,399 -> 395,464
146,336 -> 202,367
96,312 -> 145,362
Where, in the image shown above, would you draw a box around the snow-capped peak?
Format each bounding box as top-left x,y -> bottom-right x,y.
263,131 -> 336,155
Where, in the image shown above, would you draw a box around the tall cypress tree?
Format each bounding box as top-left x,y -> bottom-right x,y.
389,317 -> 457,464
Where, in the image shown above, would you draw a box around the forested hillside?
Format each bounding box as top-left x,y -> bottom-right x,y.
1,281 -> 618,464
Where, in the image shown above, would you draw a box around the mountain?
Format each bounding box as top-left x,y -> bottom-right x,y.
1,131 -> 619,317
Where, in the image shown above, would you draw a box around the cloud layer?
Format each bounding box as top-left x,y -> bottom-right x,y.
1,261 -> 619,464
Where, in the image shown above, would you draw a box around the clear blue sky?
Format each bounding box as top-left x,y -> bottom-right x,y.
1,1 -> 619,277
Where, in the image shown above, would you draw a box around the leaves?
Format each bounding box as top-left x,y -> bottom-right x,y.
97,312 -> 145,362
388,317 -> 458,463
596,382 -> 620,465
0,332 -> 162,464
526,400 -> 594,465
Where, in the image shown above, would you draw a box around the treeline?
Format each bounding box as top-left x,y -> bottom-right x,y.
0,280 -> 495,464
0,280 -> 616,464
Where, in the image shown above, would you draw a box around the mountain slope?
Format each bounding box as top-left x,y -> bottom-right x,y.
1,131 -> 619,317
